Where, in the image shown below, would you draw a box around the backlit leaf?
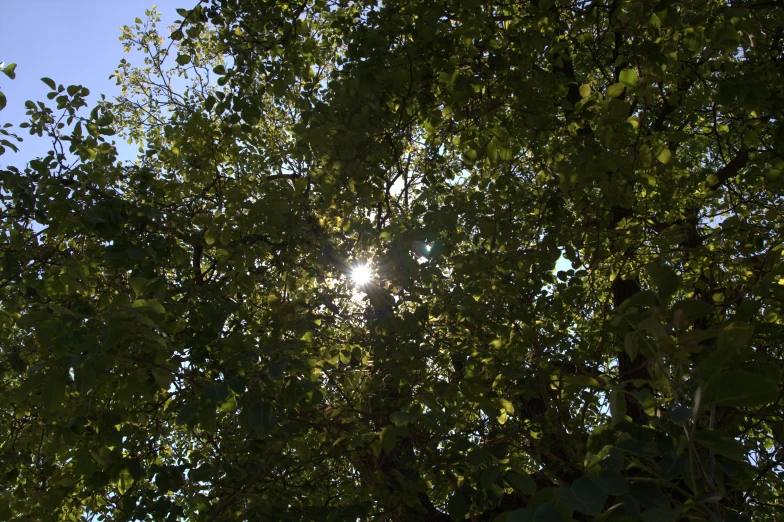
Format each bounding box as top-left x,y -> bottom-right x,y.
606,83 -> 625,98
619,68 -> 638,86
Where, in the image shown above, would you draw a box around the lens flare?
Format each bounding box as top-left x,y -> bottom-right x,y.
351,264 -> 372,285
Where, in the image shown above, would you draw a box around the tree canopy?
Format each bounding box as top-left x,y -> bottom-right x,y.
1,0 -> 784,520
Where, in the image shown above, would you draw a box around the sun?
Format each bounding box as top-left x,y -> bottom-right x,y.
351,263 -> 373,286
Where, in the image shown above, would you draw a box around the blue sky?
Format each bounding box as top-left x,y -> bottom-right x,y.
1,1 -> 192,164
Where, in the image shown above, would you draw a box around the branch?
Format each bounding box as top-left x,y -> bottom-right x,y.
711,148 -> 750,188
266,173 -> 298,181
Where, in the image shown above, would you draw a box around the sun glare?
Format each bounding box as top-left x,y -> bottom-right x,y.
351,264 -> 373,286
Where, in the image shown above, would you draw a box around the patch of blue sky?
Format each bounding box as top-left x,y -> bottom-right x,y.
0,1 -> 191,165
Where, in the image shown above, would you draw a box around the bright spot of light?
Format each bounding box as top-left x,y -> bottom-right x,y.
351,264 -> 373,286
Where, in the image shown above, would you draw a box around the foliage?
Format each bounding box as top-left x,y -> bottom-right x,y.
0,61 -> 22,156
1,1 -> 784,520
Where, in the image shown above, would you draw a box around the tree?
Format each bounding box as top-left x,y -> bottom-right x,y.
1,0 -> 783,520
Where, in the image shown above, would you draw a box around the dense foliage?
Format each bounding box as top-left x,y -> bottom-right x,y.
2,0 -> 784,520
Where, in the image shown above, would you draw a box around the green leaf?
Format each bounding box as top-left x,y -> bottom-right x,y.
249,402 -> 276,436
205,227 -> 219,245
267,358 -> 289,380
695,349 -> 732,384
62,353 -> 86,369
606,83 -> 625,98
381,424 -> 397,454
42,370 -> 68,410
656,147 -> 672,164
203,382 -> 229,402
619,68 -> 638,86
498,398 -> 515,415
743,129 -> 759,147
91,449 -> 108,466
671,299 -> 712,320
0,91 -> 5,111
126,459 -> 145,481
487,141 -> 498,163
480,466 -> 501,490
703,372 -> 779,407
579,84 -> 591,98
555,478 -> 607,515
74,364 -> 96,395
41,77 -> 56,90
504,509 -> 533,522
175,54 -> 191,66
448,493 -> 469,521
609,389 -> 627,426
133,299 -> 165,314
717,322 -> 754,351
2,63 -> 16,79
493,508 -> 534,522
644,261 -> 680,301
49,302 -> 83,318
621,290 -> 659,308
505,471 -> 537,494
533,504 -> 562,522
293,177 -> 307,194
311,388 -> 324,406
590,470 -> 629,496
669,406 -> 693,423
694,430 -> 746,461
129,277 -> 150,295
630,482 -> 669,509
241,105 -> 261,125
658,455 -> 686,480
624,331 -> 639,360
176,401 -> 199,425
389,410 -> 416,426
152,369 -> 174,390
562,374 -> 602,388
619,69 -> 637,87
747,360 -> 781,383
